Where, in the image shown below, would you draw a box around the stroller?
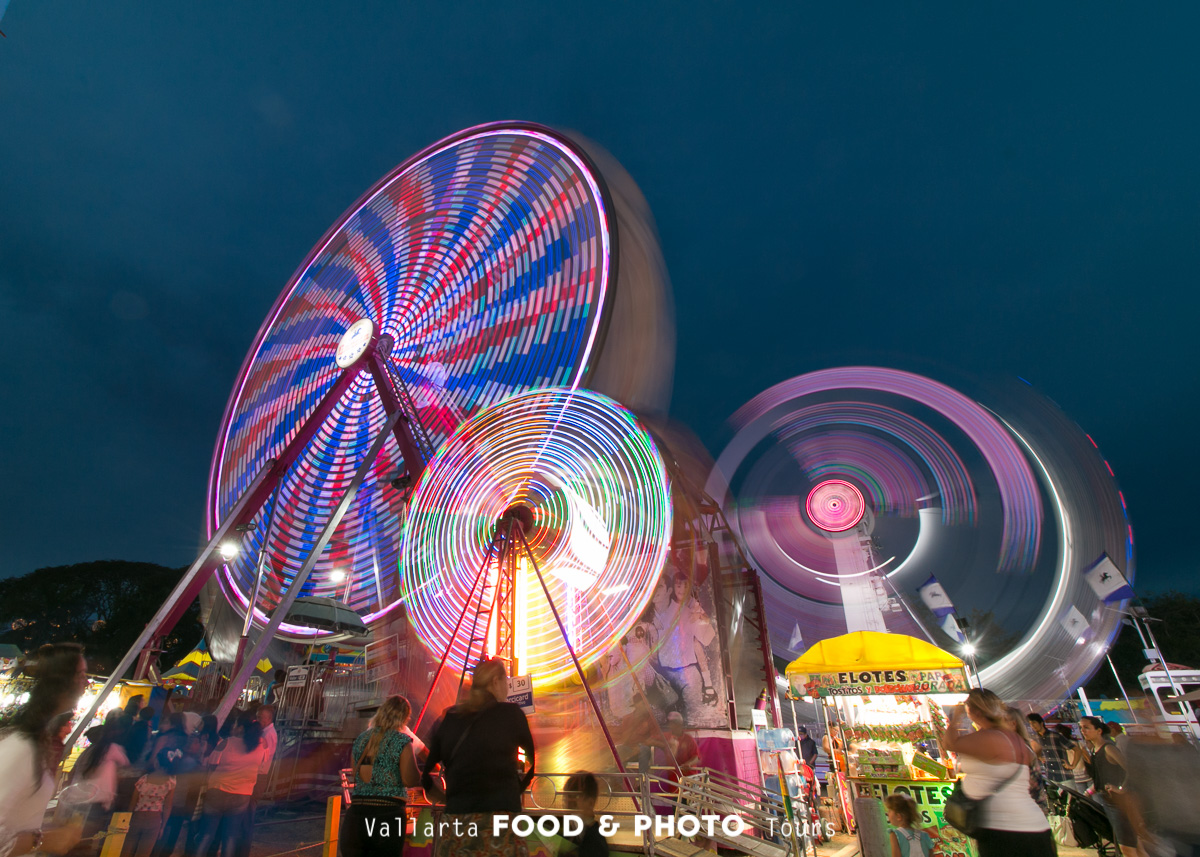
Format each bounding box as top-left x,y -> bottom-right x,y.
1047,781 -> 1116,856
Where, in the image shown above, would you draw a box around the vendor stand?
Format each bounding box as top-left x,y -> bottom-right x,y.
786,631 -> 975,857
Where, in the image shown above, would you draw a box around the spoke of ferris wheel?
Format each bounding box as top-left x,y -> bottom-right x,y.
212,409 -> 404,727
411,537 -> 498,733
379,356 -> 439,462
514,527 -> 638,803
366,350 -> 431,481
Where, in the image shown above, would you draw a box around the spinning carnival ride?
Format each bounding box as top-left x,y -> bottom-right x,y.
708,368 -> 1134,703
400,388 -> 672,690
200,122 -> 674,656
76,123 -> 675,735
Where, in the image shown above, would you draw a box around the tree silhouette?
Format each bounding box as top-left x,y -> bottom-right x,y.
0,560 -> 202,675
1084,591 -> 1200,700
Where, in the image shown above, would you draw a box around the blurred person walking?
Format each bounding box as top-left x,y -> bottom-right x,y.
1079,717 -> 1144,857
1027,714 -> 1069,784
341,696 -> 420,857
187,714 -> 267,857
0,643 -> 90,857
126,707 -> 157,769
422,658 -> 535,857
942,689 -> 1055,857
66,717 -> 130,853
1122,732 -> 1200,857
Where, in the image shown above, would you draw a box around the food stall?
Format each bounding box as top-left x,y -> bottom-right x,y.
786,631 -> 974,857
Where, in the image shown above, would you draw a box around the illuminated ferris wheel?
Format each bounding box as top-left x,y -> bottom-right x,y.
400,387 -> 673,690
201,123 -> 673,647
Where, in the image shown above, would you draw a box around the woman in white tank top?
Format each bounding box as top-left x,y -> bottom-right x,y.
941,689 -> 1055,857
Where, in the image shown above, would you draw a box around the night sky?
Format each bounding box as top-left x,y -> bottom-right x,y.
2,5 -> 1197,595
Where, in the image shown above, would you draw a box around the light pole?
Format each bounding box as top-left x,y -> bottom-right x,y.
958,616 -> 980,688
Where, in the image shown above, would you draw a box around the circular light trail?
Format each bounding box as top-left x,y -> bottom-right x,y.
401,388 -> 672,687
806,479 -> 866,532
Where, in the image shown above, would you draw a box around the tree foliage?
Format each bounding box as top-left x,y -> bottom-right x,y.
1084,591 -> 1200,699
0,560 -> 202,676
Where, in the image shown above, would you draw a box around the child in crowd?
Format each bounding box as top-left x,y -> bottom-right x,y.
562,772 -> 609,857
124,749 -> 180,857
884,793 -> 931,857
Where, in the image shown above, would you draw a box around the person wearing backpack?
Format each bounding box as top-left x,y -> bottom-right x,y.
342,695 -> 420,857
941,689 -> 1055,857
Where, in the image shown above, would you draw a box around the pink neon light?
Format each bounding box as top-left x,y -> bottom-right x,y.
805,479 -> 866,532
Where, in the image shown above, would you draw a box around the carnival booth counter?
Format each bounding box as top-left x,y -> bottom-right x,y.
787,632 -> 974,857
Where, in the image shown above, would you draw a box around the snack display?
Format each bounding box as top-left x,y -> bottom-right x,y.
787,633 -> 976,856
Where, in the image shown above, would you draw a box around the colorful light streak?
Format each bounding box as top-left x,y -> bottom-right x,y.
806,479 -> 866,532
205,124 -> 616,634
731,367 -> 1042,573
400,388 -> 672,687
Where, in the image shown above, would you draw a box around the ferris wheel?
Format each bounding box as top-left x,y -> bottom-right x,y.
707,367 -> 1134,702
202,123 -> 673,644
400,387 -> 673,690
73,122 -> 674,735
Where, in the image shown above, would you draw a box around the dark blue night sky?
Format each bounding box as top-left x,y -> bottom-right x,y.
1,4 -> 1197,594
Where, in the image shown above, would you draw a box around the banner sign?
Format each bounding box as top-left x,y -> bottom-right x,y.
790,667 -> 968,697
853,778 -> 977,857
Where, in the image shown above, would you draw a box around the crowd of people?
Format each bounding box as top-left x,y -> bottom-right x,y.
934,687 -> 1200,857
6,645 -> 1196,857
342,657 -> 611,857
0,644 -> 278,857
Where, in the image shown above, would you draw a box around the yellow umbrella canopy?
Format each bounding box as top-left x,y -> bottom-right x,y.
786,631 -> 968,697
175,642 -> 213,669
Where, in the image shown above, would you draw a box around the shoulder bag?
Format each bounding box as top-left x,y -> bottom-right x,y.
944,733 -> 1025,835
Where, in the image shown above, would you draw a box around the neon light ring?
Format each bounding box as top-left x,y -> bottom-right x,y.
706,367 -> 1134,702
400,388 -> 672,688
207,123 -> 651,639
806,480 -> 866,533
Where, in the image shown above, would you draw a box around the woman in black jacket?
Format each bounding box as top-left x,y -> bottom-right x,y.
421,658 -> 535,857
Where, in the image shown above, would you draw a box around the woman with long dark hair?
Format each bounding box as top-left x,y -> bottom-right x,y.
941,688 -> 1055,857
187,714 -> 266,857
341,696 -> 420,857
421,658 -> 535,857
70,716 -> 130,816
0,643 -> 90,857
